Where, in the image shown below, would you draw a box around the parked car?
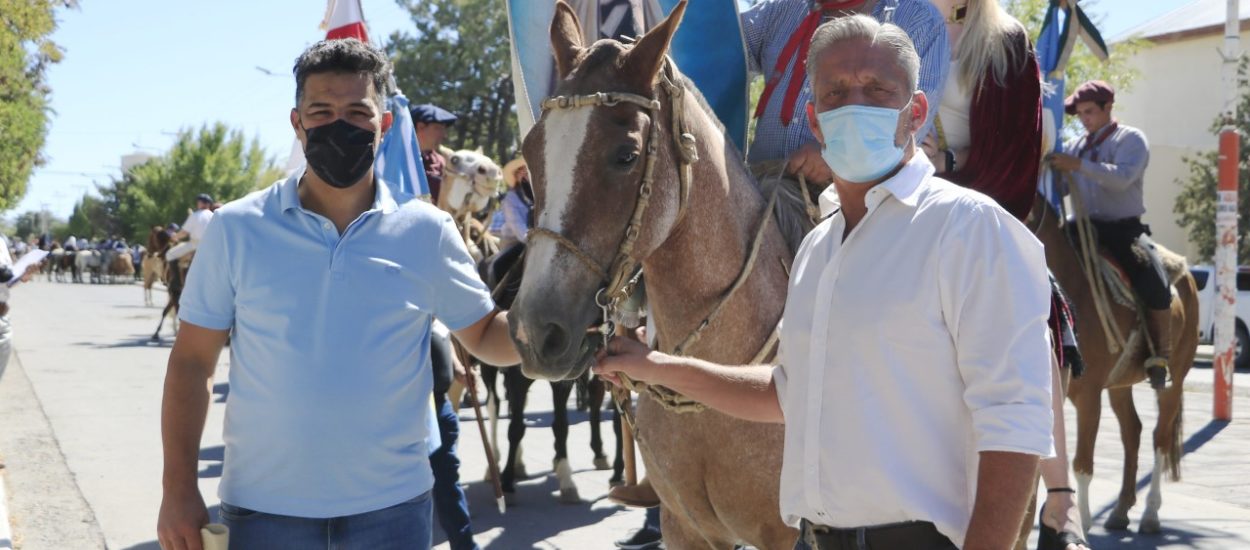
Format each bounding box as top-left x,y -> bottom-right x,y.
1190,264 -> 1250,370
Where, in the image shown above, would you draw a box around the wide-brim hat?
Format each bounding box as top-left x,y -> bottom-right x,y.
503,157 -> 528,187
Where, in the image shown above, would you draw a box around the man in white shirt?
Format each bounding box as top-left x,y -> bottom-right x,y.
595,15 -> 1053,550
165,193 -> 215,262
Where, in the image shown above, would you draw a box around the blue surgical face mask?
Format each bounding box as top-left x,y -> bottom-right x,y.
817,102 -> 910,184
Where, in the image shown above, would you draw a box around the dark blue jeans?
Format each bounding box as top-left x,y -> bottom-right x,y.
432,393 -> 479,550
220,491 -> 431,549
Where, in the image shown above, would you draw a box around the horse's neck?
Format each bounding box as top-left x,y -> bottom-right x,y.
1036,207 -> 1097,309
643,93 -> 789,364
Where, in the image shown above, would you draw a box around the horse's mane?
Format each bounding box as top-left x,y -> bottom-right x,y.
670,68 -> 813,257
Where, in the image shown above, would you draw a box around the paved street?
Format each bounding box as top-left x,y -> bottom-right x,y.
1,279 -> 1249,549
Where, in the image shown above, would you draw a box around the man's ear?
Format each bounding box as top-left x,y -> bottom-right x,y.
909,91 -> 928,134
381,111 -> 394,136
290,108 -> 305,143
807,103 -> 823,143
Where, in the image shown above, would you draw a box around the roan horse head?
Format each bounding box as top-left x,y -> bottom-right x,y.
510,1 -> 689,380
439,149 -> 502,217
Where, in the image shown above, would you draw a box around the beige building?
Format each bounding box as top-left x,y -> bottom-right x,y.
1111,0 -> 1250,260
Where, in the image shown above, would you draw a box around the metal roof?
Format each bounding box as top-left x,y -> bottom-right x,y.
1112,0 -> 1250,43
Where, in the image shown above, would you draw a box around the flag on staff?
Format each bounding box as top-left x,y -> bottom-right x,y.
321,0 -> 370,42
1036,0 -> 1109,213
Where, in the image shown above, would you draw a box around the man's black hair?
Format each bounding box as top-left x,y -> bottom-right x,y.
293,38 -> 392,108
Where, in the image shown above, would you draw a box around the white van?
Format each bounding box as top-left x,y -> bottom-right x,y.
1190,264 -> 1250,369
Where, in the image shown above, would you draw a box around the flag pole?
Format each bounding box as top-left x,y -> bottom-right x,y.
1214,0 -> 1241,421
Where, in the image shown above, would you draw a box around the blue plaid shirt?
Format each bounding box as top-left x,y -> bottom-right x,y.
743,0 -> 950,164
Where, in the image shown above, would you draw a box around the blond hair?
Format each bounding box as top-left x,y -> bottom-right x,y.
954,0 -> 1029,91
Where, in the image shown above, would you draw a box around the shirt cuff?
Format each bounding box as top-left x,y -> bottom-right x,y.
178,308 -> 234,331
971,403 -> 1054,458
439,296 -> 497,332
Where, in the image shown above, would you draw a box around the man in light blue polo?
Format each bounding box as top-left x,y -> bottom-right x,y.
156,39 -> 521,550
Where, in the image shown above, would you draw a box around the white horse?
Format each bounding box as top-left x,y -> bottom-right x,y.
74,250 -> 103,283
438,149 -> 504,261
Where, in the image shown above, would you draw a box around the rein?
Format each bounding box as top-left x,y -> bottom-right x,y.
526,61 -> 777,416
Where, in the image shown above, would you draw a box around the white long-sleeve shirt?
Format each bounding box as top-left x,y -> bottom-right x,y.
773,154 -> 1054,548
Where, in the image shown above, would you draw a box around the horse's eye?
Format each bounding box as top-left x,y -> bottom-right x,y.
450,156 -> 461,165
617,151 -> 639,166
477,166 -> 487,175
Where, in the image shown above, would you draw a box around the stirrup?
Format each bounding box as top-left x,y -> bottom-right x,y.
1145,357 -> 1169,390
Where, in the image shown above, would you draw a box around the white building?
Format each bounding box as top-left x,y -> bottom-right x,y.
1112,0 -> 1250,260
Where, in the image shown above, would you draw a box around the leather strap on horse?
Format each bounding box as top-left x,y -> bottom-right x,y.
1065,173 -> 1127,354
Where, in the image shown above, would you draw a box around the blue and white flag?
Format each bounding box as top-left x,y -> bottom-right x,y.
375,91 -> 431,199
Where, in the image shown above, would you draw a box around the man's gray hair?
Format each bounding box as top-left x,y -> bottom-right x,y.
806,14 -> 920,94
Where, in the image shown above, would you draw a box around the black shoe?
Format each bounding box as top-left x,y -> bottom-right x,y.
615,527 -> 663,550
1038,503 -> 1089,550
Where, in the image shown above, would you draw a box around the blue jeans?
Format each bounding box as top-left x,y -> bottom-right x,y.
431,393 -> 479,550
219,491 -> 432,550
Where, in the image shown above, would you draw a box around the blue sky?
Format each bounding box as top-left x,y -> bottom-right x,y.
19,0 -> 1185,219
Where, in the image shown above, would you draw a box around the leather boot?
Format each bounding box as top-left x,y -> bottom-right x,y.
1144,308 -> 1173,390
608,476 -> 661,508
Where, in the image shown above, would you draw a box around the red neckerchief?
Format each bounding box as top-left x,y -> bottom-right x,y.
754,1 -> 865,126
1078,121 -> 1118,160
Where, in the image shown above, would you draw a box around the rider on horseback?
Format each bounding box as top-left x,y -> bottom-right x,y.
165,193 -> 215,268
1048,80 -> 1172,388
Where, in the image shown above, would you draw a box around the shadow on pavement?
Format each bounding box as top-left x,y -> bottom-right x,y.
437,475 -> 621,549
71,334 -> 171,349
199,445 -> 224,479
119,505 -> 221,550
213,382 -> 229,403
1085,517 -> 1250,548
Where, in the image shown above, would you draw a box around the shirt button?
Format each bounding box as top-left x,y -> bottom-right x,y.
323,222 -> 333,230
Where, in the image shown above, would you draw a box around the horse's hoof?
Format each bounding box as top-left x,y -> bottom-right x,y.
558,486 -> 581,504
150,335 -> 160,342
608,478 -> 624,488
1139,516 -> 1161,534
593,456 -> 611,470
1104,514 -> 1131,531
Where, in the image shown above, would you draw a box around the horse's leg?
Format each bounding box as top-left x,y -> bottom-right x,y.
588,375 -> 610,470
500,369 -> 531,496
152,303 -> 170,341
610,409 -> 625,485
1142,384 -> 1185,534
1104,386 -> 1141,530
1070,386 -> 1102,533
551,380 -> 579,503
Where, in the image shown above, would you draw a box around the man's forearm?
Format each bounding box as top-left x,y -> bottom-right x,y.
472,310 -> 521,367
964,451 -> 1041,550
161,361 -> 213,493
646,358 -> 782,423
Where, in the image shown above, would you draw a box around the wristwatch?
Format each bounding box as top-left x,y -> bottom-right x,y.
943,150 -> 956,174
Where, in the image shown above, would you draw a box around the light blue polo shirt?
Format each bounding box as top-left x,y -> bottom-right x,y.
178,171 -> 495,518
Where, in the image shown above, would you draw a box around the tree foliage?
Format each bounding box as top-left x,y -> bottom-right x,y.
0,0 -> 76,211
386,0 -> 516,161
1174,59 -> 1250,264
92,123 -> 283,242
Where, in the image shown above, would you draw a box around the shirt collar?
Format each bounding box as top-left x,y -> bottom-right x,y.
280,169 -> 400,215
817,151 -> 934,217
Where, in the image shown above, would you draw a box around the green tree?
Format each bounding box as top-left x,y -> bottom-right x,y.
0,0 -> 76,210
13,210 -> 45,240
110,123 -> 283,240
65,193 -> 116,241
1173,59 -> 1250,263
386,0 -> 516,160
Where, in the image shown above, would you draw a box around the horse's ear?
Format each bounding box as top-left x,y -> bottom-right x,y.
551,1 -> 584,80
623,0 -> 686,88
475,146 -> 484,154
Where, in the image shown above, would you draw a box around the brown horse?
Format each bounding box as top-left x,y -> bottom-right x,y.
1029,195 -> 1199,534
143,226 -> 170,306
508,3 -> 802,548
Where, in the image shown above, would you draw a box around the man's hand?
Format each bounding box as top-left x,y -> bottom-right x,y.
452,353 -> 470,386
920,133 -> 945,173
785,143 -> 834,185
1047,153 -> 1082,173
157,487 -> 208,550
593,328 -> 668,386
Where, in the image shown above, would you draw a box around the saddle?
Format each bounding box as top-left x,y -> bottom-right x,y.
1091,233 -> 1186,310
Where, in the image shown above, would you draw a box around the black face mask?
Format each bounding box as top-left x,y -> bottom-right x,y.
301,118 -> 377,189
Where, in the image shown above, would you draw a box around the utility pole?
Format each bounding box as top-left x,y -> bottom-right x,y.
1215,0 -> 1241,421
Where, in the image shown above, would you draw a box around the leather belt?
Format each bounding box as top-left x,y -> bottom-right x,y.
801,519 -> 956,550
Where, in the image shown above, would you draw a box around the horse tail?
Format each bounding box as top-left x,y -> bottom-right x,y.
1167,392 -> 1184,482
